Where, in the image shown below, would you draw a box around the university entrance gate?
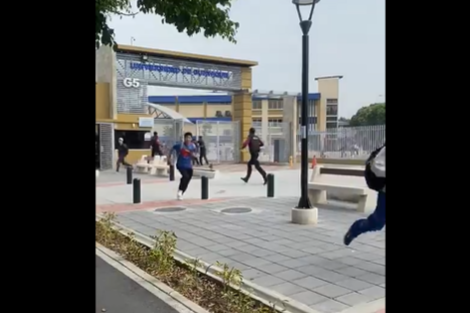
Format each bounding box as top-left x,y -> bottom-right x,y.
96,44 -> 257,170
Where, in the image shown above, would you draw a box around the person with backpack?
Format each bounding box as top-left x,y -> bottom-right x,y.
240,128 -> 267,184
343,143 -> 385,245
116,137 -> 132,172
168,132 -> 197,200
150,131 -> 163,161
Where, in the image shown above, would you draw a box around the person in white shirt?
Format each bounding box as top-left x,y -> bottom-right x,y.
344,146 -> 385,245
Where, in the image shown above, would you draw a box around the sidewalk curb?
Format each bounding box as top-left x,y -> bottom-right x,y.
337,299 -> 385,313
97,214 -> 322,313
97,243 -> 209,313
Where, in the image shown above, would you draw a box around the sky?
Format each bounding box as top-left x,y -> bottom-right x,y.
108,0 -> 385,118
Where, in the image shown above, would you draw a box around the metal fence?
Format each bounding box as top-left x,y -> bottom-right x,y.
296,125 -> 385,159
195,120 -> 241,163
253,122 -> 292,163
152,119 -> 185,154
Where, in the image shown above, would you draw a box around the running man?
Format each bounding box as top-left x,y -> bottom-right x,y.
116,137 -> 132,172
240,128 -> 267,184
197,136 -> 209,166
343,144 -> 385,245
168,132 -> 197,200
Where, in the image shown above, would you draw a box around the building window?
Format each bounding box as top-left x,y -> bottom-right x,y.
115,130 -> 150,149
268,99 -> 283,109
298,100 -> 316,117
326,122 -> 338,129
252,100 -> 262,109
268,118 -> 283,127
326,98 -> 338,116
327,116 -> 338,122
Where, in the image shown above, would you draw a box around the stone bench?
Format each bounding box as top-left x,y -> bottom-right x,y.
193,168 -> 219,179
308,182 -> 376,213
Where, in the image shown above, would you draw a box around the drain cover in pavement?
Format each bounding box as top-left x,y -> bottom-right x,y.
221,207 -> 252,214
154,207 -> 186,213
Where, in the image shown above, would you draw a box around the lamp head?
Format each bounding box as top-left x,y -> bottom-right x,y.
292,0 -> 320,5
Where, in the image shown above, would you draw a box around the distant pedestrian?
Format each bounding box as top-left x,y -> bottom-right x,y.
240,128 -> 267,184
150,131 -> 163,162
116,137 -> 132,172
168,132 -> 197,200
191,137 -> 200,166
197,136 -> 209,165
343,144 -> 385,245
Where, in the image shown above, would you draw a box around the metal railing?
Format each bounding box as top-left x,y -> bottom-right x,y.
296,125 -> 386,159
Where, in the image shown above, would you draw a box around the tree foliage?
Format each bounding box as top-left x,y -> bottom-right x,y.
96,0 -> 239,48
349,103 -> 385,127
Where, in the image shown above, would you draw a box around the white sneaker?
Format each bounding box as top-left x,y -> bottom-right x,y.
177,190 -> 183,200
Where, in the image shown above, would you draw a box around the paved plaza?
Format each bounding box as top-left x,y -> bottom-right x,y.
96,167 -> 385,313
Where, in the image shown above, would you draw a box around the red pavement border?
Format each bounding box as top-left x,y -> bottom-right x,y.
97,179 -> 168,188
96,197 -> 234,214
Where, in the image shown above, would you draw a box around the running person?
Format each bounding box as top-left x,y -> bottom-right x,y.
116,137 -> 132,172
343,144 -> 385,245
240,128 -> 267,184
150,132 -> 163,162
168,132 -> 196,200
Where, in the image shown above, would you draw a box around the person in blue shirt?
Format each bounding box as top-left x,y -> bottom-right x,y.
168,132 -> 197,200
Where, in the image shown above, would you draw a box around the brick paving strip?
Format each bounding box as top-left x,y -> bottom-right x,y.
103,196 -> 385,313
96,197 -> 234,214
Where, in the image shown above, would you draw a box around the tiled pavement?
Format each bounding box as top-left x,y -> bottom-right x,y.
111,197 -> 385,313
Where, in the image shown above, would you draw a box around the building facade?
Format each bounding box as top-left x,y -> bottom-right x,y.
148,76 -> 341,134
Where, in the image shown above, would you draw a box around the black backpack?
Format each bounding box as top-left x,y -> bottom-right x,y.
249,135 -> 262,153
364,144 -> 385,191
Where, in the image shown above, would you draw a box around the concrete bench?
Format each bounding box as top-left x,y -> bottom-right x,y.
135,156 -> 168,176
193,168 -> 219,179
308,182 -> 376,213
310,165 -> 364,182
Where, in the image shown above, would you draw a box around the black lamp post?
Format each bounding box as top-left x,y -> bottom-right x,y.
293,0 -> 320,209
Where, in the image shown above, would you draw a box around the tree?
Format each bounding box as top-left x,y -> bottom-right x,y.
96,0 -> 239,48
349,103 -> 385,127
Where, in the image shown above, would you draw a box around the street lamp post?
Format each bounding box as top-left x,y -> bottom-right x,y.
292,0 -> 320,209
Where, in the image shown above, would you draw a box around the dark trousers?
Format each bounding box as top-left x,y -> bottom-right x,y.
192,156 -> 200,166
350,191 -> 386,237
245,153 -> 267,181
199,149 -> 209,165
116,156 -> 131,171
177,168 -> 193,193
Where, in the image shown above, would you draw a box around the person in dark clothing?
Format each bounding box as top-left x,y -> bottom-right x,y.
116,137 -> 132,172
191,136 -> 200,166
240,128 -> 267,184
168,132 -> 197,200
197,136 -> 209,165
150,132 -> 163,162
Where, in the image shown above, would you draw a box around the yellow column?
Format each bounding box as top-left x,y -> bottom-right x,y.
233,92 -> 252,162
315,99 -> 326,131
175,96 -> 180,112
232,67 -> 253,162
203,102 -> 208,118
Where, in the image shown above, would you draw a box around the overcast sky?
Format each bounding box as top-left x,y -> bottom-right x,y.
109,0 -> 385,118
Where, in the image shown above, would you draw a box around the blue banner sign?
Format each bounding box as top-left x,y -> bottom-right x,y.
129,62 -> 230,79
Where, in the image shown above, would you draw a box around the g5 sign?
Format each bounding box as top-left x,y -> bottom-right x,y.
123,77 -> 140,88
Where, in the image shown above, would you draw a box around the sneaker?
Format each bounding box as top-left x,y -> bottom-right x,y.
240,177 -> 248,183
177,190 -> 183,200
263,176 -> 268,185
343,226 -> 356,246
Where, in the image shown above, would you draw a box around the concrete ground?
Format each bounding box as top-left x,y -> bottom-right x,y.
96,166 -> 384,313
96,255 -> 179,313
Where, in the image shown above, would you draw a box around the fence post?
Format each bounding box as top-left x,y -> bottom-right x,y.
201,176 -> 209,200
267,174 -> 275,198
133,178 -> 141,204
126,166 -> 133,184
